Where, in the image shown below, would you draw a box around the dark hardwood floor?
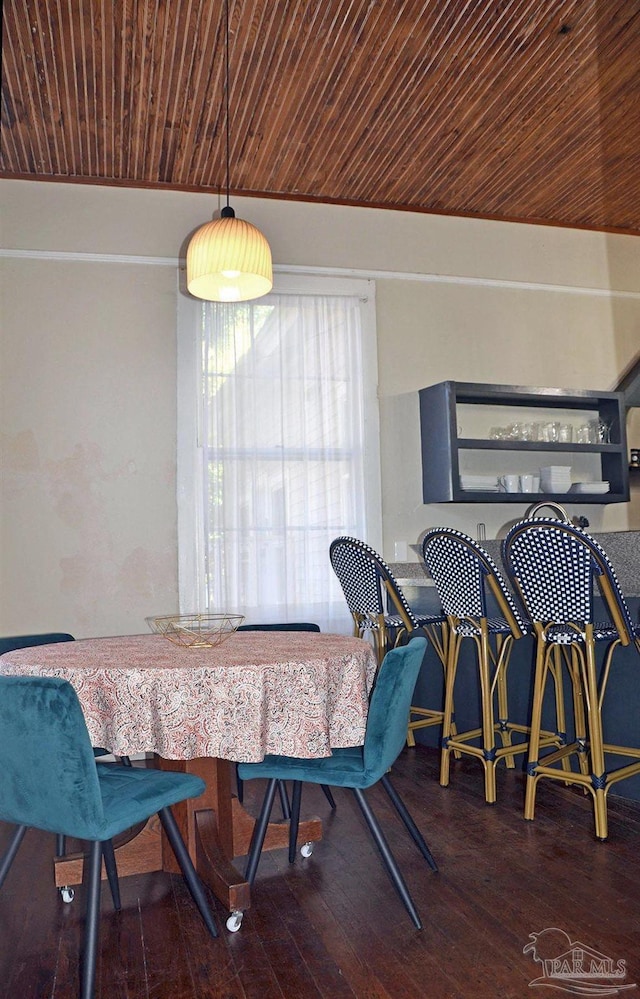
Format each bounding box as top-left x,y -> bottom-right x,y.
2,747 -> 639,998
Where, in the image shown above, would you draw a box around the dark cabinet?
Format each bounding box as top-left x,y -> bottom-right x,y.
419,381 -> 629,504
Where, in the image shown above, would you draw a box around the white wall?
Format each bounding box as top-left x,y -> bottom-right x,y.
2,179 -> 639,636
377,273 -> 640,549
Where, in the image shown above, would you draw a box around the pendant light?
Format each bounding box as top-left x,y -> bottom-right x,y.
186,0 -> 273,302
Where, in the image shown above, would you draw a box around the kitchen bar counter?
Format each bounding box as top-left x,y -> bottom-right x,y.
390,529 -> 640,597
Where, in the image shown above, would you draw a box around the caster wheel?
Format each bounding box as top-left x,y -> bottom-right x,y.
60,887 -> 75,903
226,910 -> 243,933
300,842 -> 313,858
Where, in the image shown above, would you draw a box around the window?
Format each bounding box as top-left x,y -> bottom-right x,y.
177,273 -> 380,633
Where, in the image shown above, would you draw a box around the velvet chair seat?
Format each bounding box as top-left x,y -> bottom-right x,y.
239,746 -> 372,787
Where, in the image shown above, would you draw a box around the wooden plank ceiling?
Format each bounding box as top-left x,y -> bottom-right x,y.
2,0 -> 640,235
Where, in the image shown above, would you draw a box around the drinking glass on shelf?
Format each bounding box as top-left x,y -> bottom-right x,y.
576,425 -> 590,444
558,424 -> 573,443
598,420 -> 612,444
532,423 -> 545,442
589,419 -> 611,444
520,423 -> 535,441
541,422 -> 561,443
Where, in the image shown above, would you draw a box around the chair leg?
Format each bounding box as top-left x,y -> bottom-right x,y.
235,763 -> 244,802
288,781 -> 303,863
380,774 -> 438,871
244,778 -> 278,884
119,755 -> 132,767
351,787 -> 422,930
237,772 -> 290,820
0,825 -> 27,889
277,780 -> 291,819
81,840 -> 102,999
157,807 -> 218,937
101,840 -> 121,910
321,784 -> 337,809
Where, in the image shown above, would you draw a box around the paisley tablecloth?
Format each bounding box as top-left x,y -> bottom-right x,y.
0,632 -> 378,761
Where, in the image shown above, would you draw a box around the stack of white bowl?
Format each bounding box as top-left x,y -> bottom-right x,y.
540,465 -> 572,493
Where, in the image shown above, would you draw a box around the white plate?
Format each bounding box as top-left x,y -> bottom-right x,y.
460,475 -> 498,487
570,481 -> 610,494
460,478 -> 499,484
461,486 -> 500,492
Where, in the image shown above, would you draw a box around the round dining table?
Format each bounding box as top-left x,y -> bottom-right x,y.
0,630 -> 378,924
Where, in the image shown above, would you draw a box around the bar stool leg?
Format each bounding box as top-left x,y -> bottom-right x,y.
495,636 -> 515,768
548,646 -> 571,774
439,629 -> 460,789
524,633 -> 549,821
567,646 -> 590,778
478,623 -> 497,804
582,634 -> 608,840
439,621 -> 462,760
437,623 -> 460,756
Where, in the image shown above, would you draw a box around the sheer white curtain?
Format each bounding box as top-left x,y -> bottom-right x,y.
178,274 -> 380,633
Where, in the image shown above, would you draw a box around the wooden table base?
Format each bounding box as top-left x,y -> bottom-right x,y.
53,755 -> 323,916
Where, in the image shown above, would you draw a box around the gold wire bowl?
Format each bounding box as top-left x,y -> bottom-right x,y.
147,613 -> 245,649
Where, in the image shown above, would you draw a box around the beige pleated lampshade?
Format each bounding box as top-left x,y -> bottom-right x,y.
186,214 -> 273,302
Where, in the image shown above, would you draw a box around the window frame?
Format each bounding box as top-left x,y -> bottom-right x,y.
176,270 -> 381,624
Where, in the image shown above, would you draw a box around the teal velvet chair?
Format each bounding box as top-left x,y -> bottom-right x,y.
238,637 -> 437,929
0,631 -> 76,654
0,675 -> 217,999
0,632 -> 111,759
0,632 -> 120,868
235,622 -> 336,813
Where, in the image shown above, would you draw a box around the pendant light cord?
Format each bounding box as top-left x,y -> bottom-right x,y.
222,0 -> 233,218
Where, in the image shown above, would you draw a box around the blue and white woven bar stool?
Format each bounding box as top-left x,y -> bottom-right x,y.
503,518 -> 640,840
329,536 -> 449,747
422,528 -> 567,804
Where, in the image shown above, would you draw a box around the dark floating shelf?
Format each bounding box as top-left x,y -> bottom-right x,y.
419,381 -> 630,505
